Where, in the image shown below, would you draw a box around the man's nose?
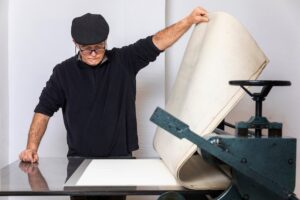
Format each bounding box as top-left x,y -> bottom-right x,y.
90,50 -> 97,56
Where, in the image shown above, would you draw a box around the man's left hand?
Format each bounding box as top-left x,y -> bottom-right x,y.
186,7 -> 209,25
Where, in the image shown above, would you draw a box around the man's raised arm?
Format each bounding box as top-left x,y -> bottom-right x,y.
152,6 -> 209,51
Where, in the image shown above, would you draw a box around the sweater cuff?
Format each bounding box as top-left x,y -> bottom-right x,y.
148,35 -> 164,54
34,103 -> 54,117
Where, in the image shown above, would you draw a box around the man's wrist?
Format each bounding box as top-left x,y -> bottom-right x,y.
25,146 -> 38,153
183,15 -> 194,27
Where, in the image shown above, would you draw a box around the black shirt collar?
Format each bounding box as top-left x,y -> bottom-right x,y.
76,52 -> 109,69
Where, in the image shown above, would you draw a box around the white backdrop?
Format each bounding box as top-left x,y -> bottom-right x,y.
1,0 -> 300,198
0,0 -> 9,169
165,0 -> 300,195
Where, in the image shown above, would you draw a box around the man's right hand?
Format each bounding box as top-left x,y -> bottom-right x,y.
19,149 -> 39,163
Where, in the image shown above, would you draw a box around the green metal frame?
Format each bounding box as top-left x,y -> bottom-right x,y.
151,107 -> 298,200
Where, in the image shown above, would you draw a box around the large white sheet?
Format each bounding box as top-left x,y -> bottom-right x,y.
153,11 -> 268,190
75,159 -> 179,186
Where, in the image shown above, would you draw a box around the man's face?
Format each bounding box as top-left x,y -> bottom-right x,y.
76,41 -> 106,66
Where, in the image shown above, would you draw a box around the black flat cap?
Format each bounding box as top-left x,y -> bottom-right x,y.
71,13 -> 109,45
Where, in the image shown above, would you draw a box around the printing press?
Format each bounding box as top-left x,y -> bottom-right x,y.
151,80 -> 299,200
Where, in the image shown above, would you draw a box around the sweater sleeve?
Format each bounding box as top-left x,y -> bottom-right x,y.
34,66 -> 65,117
120,35 -> 163,75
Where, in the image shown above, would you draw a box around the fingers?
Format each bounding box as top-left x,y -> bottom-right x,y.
190,6 -> 209,24
195,15 -> 209,23
195,6 -> 208,15
19,149 -> 38,163
33,153 -> 39,163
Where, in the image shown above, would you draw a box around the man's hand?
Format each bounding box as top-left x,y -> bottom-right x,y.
19,149 -> 39,163
186,7 -> 209,25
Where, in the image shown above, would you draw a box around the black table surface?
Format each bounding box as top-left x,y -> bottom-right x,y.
0,157 -> 223,196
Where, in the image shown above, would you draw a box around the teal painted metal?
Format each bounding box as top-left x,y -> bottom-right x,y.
229,80 -> 291,137
151,107 -> 298,200
207,135 -> 296,191
236,116 -> 283,137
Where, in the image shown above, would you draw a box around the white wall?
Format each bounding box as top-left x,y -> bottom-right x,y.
8,0 -> 165,161
0,0 -> 9,169
166,0 -> 300,195
5,0 -> 300,197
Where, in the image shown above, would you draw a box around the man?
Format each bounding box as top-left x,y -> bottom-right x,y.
19,7 -> 209,163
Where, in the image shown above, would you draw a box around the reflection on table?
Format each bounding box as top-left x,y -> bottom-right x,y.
0,157 -> 222,197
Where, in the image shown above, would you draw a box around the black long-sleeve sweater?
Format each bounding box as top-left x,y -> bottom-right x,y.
34,36 -> 161,157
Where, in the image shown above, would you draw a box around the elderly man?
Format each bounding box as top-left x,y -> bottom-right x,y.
20,6 -> 208,163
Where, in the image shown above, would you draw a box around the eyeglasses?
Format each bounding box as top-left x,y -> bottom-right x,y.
77,43 -> 106,55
